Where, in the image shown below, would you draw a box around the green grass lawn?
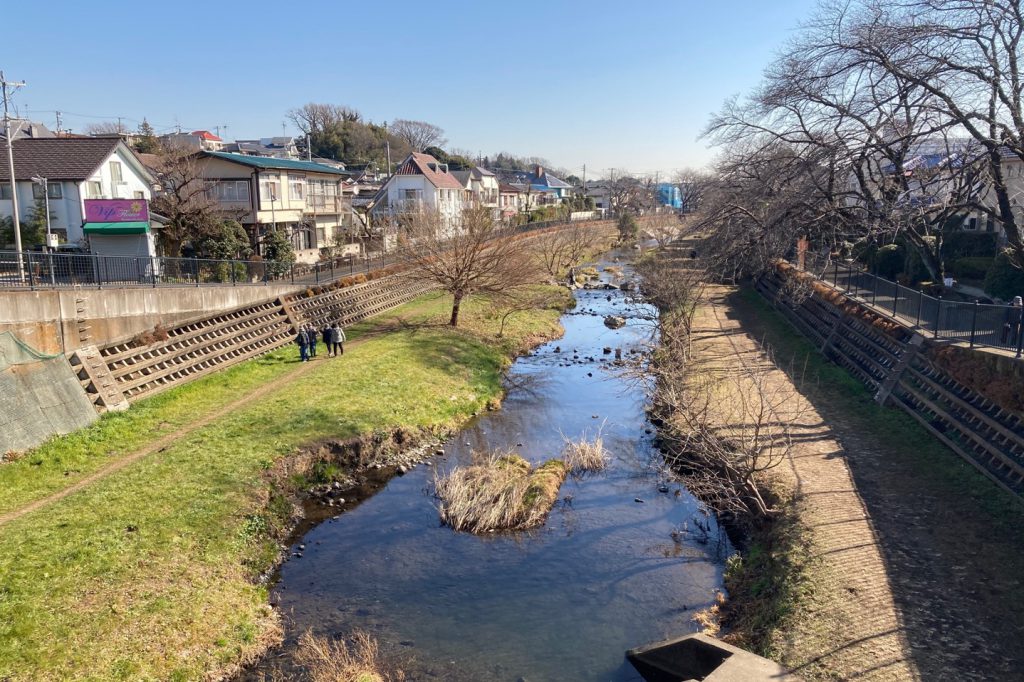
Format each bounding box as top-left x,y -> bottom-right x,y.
0,289 -> 568,681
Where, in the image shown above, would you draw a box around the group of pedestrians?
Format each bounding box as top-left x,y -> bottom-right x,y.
295,321 -> 346,362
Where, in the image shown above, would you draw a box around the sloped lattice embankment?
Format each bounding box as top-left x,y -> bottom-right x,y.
757,269 -> 1024,498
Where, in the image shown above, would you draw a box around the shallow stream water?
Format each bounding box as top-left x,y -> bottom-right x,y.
262,252 -> 728,681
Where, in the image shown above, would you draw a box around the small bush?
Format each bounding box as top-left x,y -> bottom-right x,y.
340,276 -> 355,287
943,231 -> 998,259
352,274 -> 367,285
950,256 -> 994,281
873,244 -> 905,279
984,250 -> 1024,300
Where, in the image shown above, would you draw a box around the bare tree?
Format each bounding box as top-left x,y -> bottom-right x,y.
287,103 -> 362,134
643,212 -> 683,247
531,223 -> 597,278
83,121 -> 126,135
389,119 -> 447,152
148,144 -> 222,257
399,206 -> 541,326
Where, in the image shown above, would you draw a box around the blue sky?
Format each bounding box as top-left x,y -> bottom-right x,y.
3,0 -> 819,177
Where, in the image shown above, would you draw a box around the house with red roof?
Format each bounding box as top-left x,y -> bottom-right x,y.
369,152 -> 468,235
159,130 -> 224,152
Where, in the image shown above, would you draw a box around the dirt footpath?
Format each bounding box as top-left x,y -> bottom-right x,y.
691,284 -> 919,680
692,283 -> 1024,681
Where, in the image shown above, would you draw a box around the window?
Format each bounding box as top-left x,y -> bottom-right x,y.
0,184 -> 11,200
110,161 -> 123,184
32,182 -> 63,200
289,175 -> 304,201
134,191 -> 145,200
210,180 -> 251,203
259,179 -> 280,202
85,181 -> 103,199
403,189 -> 421,201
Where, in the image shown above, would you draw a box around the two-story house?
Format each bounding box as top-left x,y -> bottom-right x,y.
452,166 -> 501,220
370,152 -> 467,234
0,136 -> 157,257
196,151 -> 352,263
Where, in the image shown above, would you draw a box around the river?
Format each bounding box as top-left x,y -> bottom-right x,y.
259,251 -> 728,681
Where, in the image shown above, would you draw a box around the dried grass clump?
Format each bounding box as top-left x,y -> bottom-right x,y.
562,435 -> 608,473
295,629 -> 404,682
434,451 -> 567,533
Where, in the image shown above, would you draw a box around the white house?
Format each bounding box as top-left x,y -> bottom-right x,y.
370,152 -> 467,233
452,166 -> 500,219
0,136 -> 157,258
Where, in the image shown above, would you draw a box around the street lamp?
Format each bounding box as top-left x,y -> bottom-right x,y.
30,176 -> 52,250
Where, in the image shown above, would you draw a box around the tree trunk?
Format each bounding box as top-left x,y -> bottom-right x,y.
450,291 -> 464,327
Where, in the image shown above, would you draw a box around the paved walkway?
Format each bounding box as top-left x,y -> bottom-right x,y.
690,285 -> 920,681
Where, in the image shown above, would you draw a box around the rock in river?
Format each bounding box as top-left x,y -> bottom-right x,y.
604,315 -> 626,329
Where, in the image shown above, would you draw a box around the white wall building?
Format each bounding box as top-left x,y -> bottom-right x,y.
0,137 -> 156,257
371,152 -> 467,233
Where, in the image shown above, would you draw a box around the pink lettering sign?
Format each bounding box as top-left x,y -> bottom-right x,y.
84,199 -> 149,223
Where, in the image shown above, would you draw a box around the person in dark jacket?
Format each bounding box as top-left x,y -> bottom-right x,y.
306,325 -> 318,358
321,323 -> 331,355
295,325 -> 310,362
327,323 -> 339,356
1002,296 -> 1023,345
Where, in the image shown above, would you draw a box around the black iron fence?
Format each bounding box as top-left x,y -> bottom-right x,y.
0,214 -> 614,292
805,259 -> 1024,356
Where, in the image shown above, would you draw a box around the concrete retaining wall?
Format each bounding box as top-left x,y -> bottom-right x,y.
0,284 -> 300,356
0,332 -> 98,455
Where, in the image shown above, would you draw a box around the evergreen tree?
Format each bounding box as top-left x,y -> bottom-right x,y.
21,195 -> 50,248
133,118 -> 160,154
261,228 -> 296,277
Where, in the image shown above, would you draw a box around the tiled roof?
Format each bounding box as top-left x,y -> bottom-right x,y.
191,130 -> 223,141
394,152 -> 464,189
202,151 -> 350,175
450,170 -> 473,187
499,183 -> 525,193
0,137 -> 121,182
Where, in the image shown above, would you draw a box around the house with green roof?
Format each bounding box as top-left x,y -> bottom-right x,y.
197,151 -> 357,263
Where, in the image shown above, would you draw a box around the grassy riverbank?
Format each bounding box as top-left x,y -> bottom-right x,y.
0,288 -> 570,681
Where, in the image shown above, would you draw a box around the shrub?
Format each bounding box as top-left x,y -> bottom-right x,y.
617,213 -> 639,243
352,274 -> 367,285
942,231 -> 998,259
984,250 -> 1024,300
950,256 -> 994,281
873,244 -> 905,279
340,276 -> 355,287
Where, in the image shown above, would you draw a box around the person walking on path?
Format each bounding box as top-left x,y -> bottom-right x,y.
325,323 -> 338,357
1002,296 -> 1023,345
321,322 -> 331,356
306,324 -> 318,358
332,322 -> 346,356
295,325 -> 310,362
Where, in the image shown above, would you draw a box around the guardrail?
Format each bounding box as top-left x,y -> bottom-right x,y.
804,258 -> 1024,356
0,214 -> 614,291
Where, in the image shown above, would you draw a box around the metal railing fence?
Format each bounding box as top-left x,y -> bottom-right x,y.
801,257 -> 1024,356
0,213 -> 615,292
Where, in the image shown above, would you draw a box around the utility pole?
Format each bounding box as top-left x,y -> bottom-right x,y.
383,121 -> 392,177
117,116 -> 124,134
55,110 -> 62,135
2,70 -> 26,281
306,134 -> 311,162
583,163 -> 587,191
